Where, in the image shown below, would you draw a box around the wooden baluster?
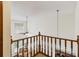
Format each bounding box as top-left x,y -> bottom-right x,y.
33,36 -> 35,56
65,40 -> 67,56
42,35 -> 43,52
47,36 -> 49,56
27,38 -> 28,57
38,32 -> 41,52
30,37 -> 32,57
43,37 -> 45,53
10,44 -> 12,57
71,41 -> 73,56
22,39 -> 24,57
32,37 -> 33,57
39,35 -> 40,53
55,38 -> 56,56
36,36 -> 37,54
36,35 -> 38,53
77,35 -> 79,57
51,37 -> 52,57
42,36 -> 44,53
44,36 -> 46,54
35,36 -> 36,54
17,41 -> 19,57
43,36 -> 45,53
59,39 -> 61,56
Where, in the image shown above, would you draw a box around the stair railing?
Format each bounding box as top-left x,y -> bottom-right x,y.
11,32 -> 79,57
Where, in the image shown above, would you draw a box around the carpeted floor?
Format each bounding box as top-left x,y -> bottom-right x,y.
35,53 -> 47,57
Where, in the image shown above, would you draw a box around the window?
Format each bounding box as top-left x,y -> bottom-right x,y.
14,23 -> 24,33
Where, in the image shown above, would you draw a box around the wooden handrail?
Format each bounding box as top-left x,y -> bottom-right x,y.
11,34 -> 77,43
40,35 -> 77,42
11,35 -> 38,43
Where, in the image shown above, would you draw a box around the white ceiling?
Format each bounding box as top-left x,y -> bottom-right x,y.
12,1 -> 77,21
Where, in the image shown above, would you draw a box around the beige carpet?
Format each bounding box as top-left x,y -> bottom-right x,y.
35,53 -> 47,57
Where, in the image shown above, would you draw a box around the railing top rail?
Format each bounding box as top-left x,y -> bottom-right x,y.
11,35 -> 38,43
41,35 -> 77,42
11,33 -> 77,44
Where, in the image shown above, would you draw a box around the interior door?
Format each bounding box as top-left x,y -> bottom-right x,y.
0,1 -> 3,57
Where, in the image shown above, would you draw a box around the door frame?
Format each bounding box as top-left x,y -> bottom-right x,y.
0,1 -> 3,57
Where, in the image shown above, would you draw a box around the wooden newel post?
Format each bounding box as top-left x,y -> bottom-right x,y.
38,32 -> 41,52
38,32 -> 41,36
77,35 -> 79,57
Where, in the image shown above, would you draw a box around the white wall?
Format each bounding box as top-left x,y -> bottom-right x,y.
28,8 -> 75,39
61,13 -> 75,39
75,2 -> 79,39
28,11 -> 57,36
12,1 -> 76,39
3,1 -> 11,57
